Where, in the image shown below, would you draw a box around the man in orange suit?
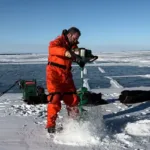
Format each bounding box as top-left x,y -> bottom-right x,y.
46,27 -> 82,133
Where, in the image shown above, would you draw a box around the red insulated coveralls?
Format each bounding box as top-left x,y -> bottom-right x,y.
46,32 -> 79,128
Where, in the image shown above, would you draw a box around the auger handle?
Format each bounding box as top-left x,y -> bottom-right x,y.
88,55 -> 98,62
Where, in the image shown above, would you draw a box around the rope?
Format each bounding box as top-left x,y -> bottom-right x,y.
0,80 -> 20,97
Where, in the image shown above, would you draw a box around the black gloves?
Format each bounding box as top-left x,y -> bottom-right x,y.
69,50 -> 85,68
77,60 -> 85,68
74,54 -> 85,68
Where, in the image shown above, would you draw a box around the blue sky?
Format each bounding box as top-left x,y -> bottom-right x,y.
0,0 -> 150,53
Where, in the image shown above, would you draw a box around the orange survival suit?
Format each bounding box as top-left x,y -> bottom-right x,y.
46,30 -> 80,128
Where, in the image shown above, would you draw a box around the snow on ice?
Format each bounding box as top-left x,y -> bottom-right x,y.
1,51 -> 150,149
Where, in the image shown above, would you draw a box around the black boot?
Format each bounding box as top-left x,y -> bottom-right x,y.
47,126 -> 55,133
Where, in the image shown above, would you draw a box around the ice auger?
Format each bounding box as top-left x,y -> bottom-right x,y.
74,48 -> 99,113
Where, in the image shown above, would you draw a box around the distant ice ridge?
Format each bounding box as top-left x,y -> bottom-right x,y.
0,53 -> 47,64
0,51 -> 150,66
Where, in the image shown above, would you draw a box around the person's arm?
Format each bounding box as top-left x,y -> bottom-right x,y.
71,42 -> 80,60
49,37 -> 66,57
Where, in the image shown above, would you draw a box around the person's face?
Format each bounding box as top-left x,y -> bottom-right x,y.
68,32 -> 80,45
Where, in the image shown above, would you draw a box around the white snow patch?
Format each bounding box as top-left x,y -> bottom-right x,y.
106,76 -> 123,88
53,118 -> 100,146
115,133 -> 133,147
83,67 -> 87,75
125,120 -> 150,136
98,67 -> 105,73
